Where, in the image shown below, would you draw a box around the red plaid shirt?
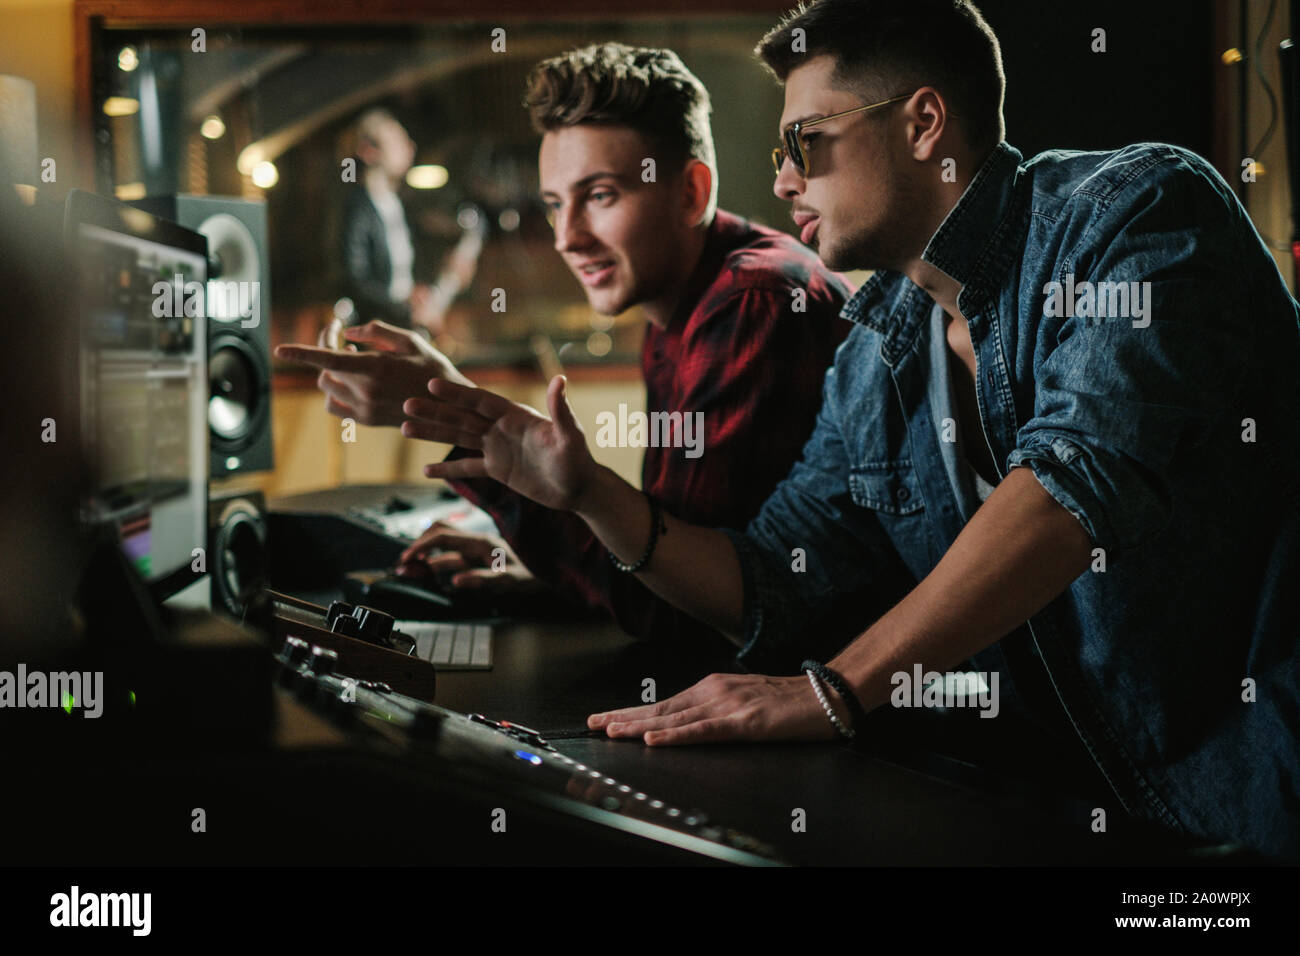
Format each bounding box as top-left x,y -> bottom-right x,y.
448,209 -> 853,647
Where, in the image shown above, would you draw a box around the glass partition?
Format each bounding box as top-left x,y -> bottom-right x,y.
90,19 -> 791,368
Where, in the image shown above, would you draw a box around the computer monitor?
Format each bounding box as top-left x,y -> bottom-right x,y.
66,189 -> 209,602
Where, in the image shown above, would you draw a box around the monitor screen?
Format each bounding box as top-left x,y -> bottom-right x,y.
67,190 -> 209,601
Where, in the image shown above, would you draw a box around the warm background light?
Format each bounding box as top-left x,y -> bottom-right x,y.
236,145 -> 262,176
405,164 -> 448,189
200,115 -> 225,140
251,160 -> 279,189
102,96 -> 139,117
114,182 -> 146,200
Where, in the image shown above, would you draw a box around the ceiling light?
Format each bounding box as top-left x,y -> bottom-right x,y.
200,115 -> 225,140
251,160 -> 278,189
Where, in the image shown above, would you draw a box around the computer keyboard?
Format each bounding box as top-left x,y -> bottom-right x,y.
348,494 -> 498,542
398,621 -> 492,670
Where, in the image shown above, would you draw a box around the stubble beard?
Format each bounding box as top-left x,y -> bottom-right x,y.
819,218 -> 899,273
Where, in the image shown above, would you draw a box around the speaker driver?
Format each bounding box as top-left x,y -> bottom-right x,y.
211,495 -> 268,618
209,335 -> 268,453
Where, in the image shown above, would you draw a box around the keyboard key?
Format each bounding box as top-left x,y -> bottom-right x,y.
413,625 -> 435,661
451,624 -> 472,664
471,627 -> 491,666
433,628 -> 454,664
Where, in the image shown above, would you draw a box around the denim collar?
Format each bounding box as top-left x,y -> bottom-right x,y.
841,141 -> 1025,364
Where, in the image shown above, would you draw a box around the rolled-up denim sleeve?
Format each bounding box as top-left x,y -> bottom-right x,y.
721,362 -> 905,668
1008,158 -> 1252,554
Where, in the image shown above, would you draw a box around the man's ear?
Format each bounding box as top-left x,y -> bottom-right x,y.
681,158 -> 714,227
906,87 -> 948,163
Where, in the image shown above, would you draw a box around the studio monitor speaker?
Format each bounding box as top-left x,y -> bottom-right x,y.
132,195 -> 273,477
208,488 -> 269,620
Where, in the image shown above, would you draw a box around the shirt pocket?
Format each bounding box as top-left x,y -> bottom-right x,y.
849,459 -> 932,580
848,460 -> 925,515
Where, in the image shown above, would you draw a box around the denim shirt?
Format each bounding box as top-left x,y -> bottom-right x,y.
723,141 -> 1300,857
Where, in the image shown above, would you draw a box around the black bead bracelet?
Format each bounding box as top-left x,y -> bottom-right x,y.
801,660 -> 869,734
608,492 -> 665,574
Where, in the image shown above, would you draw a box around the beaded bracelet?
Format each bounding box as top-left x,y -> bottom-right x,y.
806,670 -> 855,739
608,492 -> 664,574
802,660 -> 869,735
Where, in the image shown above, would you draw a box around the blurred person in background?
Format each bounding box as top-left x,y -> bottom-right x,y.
339,108 -> 481,338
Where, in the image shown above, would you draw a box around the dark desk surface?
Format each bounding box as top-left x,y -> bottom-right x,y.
397,616 -> 1202,866
268,485 -> 1212,866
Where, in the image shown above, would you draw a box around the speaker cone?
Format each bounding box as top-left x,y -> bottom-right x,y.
209,335 -> 267,449
212,499 -> 268,617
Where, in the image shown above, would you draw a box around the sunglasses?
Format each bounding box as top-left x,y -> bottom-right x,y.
772,93 -> 914,177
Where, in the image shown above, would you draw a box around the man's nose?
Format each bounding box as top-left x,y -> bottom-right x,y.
553,208 -> 591,253
773,158 -> 804,202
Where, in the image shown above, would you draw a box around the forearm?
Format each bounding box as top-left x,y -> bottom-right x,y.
829,466 -> 1094,713
446,464 -> 619,612
575,465 -> 744,640
450,464 -> 734,644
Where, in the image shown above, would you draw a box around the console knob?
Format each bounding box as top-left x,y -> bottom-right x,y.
352,606 -> 395,646
308,646 -> 339,676
281,636 -> 310,666
325,601 -> 354,629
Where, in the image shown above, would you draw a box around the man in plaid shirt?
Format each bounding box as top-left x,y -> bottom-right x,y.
427,206 -> 850,648
280,43 -> 850,650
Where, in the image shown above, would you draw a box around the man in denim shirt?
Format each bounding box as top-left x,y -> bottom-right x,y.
402,0 -> 1300,857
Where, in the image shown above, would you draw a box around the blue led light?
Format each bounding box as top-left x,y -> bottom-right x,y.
514,750 -> 543,765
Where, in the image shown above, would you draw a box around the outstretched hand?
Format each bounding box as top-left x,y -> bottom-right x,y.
401,374 -> 598,513
274,319 -> 471,427
587,673 -> 838,746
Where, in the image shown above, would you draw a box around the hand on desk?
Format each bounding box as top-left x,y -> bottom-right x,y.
275,319 -> 472,427
399,521 -> 542,596
587,673 -> 839,746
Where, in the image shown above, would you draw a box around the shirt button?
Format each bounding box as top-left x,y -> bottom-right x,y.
897,487 -> 910,502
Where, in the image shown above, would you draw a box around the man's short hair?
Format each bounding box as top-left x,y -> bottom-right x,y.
756,0 -> 1006,150
524,43 -> 718,217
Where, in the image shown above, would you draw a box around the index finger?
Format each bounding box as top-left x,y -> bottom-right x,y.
275,344 -> 373,373
427,377 -> 518,419
587,684 -> 709,729
400,520 -> 454,562
415,528 -> 495,557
